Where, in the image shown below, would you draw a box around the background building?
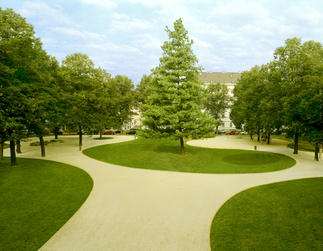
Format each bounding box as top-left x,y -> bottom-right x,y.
198,71 -> 242,132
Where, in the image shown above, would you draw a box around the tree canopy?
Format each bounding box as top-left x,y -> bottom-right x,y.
110,75 -> 136,133
231,38 -> 323,160
203,82 -> 231,134
140,18 -> 216,155
0,8 -> 136,162
0,8 -> 58,163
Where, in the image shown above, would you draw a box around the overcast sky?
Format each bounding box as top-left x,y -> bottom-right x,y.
2,0 -> 323,85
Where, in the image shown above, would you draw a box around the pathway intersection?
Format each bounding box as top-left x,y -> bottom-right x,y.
4,135 -> 323,251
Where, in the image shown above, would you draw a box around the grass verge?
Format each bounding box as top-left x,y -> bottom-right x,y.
83,137 -> 296,174
93,137 -> 114,140
0,158 -> 93,251
210,177 -> 323,250
288,142 -> 316,152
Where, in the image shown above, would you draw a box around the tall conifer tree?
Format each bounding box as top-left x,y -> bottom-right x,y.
141,18 -> 216,155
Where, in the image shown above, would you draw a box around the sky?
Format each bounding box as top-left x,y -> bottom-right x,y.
2,0 -> 323,85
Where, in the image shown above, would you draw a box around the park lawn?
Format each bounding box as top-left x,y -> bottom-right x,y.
93,137 -> 114,140
0,158 -> 93,251
210,177 -> 323,251
83,137 -> 296,174
288,141 -> 316,152
269,135 -> 316,152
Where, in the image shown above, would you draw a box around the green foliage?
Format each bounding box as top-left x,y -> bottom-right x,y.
210,178 -> 323,250
0,8 -> 39,140
0,8 -> 122,158
86,67 -> 116,136
109,75 -> 136,133
231,38 -> 323,157
230,66 -> 265,136
135,74 -> 154,109
140,19 -> 216,154
203,82 -> 231,132
0,8 -> 62,160
61,54 -> 114,142
204,82 -> 232,120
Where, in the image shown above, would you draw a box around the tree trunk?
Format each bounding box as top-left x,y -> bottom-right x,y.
100,131 -> 103,139
180,137 -> 185,155
54,126 -> 60,139
10,140 -> 18,166
293,131 -> 299,154
79,125 -> 83,150
314,143 -> 319,161
267,133 -> 271,145
120,124 -> 123,134
257,132 -> 260,142
0,140 -> 4,160
16,139 -> 22,153
215,125 -> 219,135
39,136 -> 46,157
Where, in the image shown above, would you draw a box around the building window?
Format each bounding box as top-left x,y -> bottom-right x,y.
230,123 -> 233,127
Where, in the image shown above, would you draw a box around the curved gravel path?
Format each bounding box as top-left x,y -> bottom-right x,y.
5,135 -> 323,251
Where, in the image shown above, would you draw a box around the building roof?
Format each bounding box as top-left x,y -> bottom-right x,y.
198,72 -> 241,84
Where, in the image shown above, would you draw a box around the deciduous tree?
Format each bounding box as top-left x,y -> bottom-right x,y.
0,8 -> 52,163
204,82 -> 232,134
111,75 -> 136,133
273,38 -> 323,158
61,53 -> 110,149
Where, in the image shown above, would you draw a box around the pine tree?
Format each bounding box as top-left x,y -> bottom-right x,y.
140,18 -> 216,155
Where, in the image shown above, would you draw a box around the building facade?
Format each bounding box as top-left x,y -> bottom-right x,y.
198,71 -> 241,132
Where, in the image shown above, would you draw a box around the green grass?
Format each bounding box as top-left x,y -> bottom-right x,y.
83,137 -> 296,174
270,135 -> 316,152
0,158 -> 93,251
210,177 -> 323,250
93,137 -> 114,140
288,142 -> 316,152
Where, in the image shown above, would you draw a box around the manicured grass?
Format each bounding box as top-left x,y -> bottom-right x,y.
83,137 -> 296,174
288,142 -> 316,152
271,136 -> 316,152
93,137 -> 114,140
0,158 -> 93,251
210,177 -> 323,250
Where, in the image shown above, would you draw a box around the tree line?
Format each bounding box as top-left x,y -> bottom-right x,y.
1,9 -> 242,161
0,8 -> 136,165
230,38 -> 323,161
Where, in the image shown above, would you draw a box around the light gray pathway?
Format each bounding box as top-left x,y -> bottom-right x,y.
4,135 -> 323,251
